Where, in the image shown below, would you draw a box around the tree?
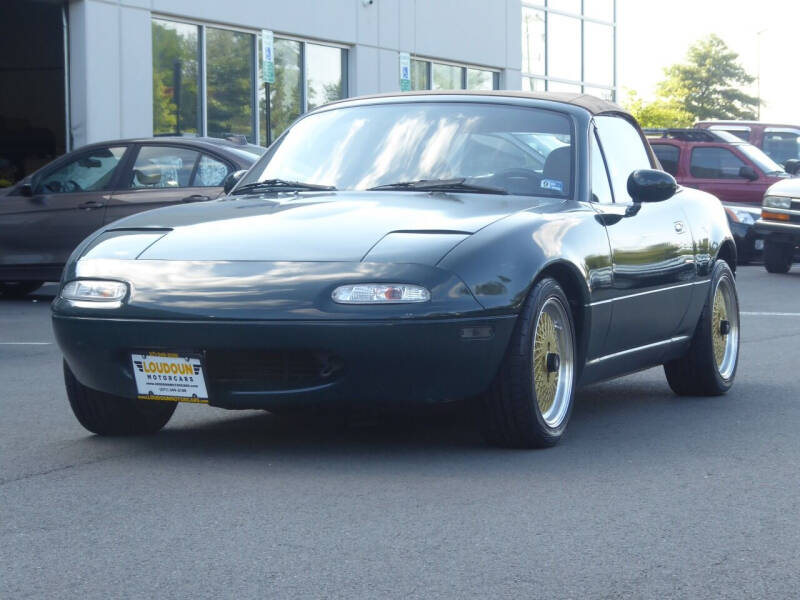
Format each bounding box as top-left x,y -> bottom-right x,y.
657,35 -> 759,121
623,91 -> 692,128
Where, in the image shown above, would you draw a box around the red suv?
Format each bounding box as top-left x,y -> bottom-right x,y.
696,121 -> 800,172
647,128 -> 791,262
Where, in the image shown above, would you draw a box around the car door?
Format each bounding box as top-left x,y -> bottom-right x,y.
687,145 -> 766,205
103,144 -> 232,226
592,116 -> 696,357
0,145 -> 128,271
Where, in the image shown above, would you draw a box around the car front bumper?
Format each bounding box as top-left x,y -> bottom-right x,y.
753,218 -> 800,244
53,314 -> 516,410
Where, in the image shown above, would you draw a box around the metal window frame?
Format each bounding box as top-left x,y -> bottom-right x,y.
521,0 -> 617,100
151,14 -> 350,145
411,56 -> 501,91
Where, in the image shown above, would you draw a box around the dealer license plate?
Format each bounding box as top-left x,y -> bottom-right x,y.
131,352 -> 209,403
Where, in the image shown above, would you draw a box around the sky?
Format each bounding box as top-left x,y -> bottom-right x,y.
617,0 -> 800,122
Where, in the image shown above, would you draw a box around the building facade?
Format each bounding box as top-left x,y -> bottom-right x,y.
0,0 -> 616,183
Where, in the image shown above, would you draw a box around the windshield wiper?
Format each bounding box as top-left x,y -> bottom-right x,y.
368,178 -> 508,195
232,179 -> 336,194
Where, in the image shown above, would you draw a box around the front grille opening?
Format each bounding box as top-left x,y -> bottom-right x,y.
206,350 -> 344,391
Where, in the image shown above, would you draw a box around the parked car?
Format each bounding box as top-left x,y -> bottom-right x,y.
52,91 -> 740,448
647,128 -> 789,263
696,121 -> 800,172
0,137 -> 264,297
754,178 -> 800,273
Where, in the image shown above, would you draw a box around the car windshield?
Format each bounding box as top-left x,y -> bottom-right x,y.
242,102 -> 574,197
737,143 -> 786,175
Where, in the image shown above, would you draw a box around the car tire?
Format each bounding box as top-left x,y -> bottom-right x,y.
0,281 -> 43,298
664,260 -> 739,396
64,361 -> 177,435
480,277 -> 577,448
763,240 -> 793,274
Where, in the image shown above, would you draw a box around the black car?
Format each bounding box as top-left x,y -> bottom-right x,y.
0,136 -> 263,297
52,92 -> 740,448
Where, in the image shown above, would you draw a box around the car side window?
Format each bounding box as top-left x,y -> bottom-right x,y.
763,131 -> 800,164
35,146 -> 127,194
689,147 -> 747,179
652,144 -> 679,177
194,154 -> 232,187
594,116 -> 652,203
590,131 -> 614,204
129,146 -> 200,189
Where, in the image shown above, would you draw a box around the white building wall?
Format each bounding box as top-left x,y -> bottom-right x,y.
68,0 -> 523,148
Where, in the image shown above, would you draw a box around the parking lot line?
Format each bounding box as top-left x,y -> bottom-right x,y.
0,342 -> 52,345
741,312 -> 800,317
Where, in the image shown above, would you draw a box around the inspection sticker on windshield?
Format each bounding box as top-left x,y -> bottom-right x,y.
131,352 -> 209,403
541,178 -> 564,193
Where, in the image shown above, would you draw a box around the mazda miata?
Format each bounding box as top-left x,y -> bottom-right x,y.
52,92 -> 740,448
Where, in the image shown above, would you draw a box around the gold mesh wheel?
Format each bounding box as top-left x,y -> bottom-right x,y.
532,297 -> 574,428
711,276 -> 738,380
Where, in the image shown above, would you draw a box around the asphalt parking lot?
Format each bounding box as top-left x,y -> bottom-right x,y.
2,265 -> 799,599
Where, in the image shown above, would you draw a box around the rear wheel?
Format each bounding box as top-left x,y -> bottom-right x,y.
664,260 -> 739,396
64,362 -> 176,435
763,240 -> 793,274
480,278 -> 576,448
0,281 -> 43,298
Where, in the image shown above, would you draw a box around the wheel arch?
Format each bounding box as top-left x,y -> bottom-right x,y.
716,239 -> 737,274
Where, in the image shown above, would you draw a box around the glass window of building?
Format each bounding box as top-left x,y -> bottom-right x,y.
521,7 -> 545,76
521,1 -> 617,100
206,27 -> 254,140
584,21 -> 614,86
261,38 -> 302,144
522,77 -> 546,92
306,43 -> 345,111
584,0 -> 615,21
152,19 -> 200,135
410,59 -> 429,91
432,63 -> 462,90
547,14 -> 581,82
547,0 -> 581,14
466,68 -> 495,90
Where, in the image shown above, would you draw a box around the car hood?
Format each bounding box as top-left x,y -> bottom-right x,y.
766,177 -> 800,197
102,191 -> 547,263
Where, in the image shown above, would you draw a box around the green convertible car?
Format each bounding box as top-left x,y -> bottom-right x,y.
52,91 -> 740,448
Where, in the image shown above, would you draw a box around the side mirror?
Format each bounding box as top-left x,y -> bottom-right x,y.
20,182 -> 33,197
134,168 -> 162,186
223,169 -> 247,195
739,165 -> 758,181
627,169 -> 678,204
783,159 -> 800,176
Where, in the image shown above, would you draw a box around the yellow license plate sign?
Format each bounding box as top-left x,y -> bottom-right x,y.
131,352 -> 209,403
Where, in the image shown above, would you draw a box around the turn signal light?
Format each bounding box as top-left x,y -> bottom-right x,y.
61,279 -> 128,302
332,284 -> 430,304
761,210 -> 790,222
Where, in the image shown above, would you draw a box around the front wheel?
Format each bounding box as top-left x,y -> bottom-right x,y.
763,240 -> 793,274
664,260 -> 739,396
64,362 -> 176,435
480,278 -> 576,448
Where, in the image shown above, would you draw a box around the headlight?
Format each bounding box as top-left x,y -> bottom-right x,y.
61,279 -> 128,303
725,207 -> 756,224
332,284 -> 430,304
763,195 -> 791,209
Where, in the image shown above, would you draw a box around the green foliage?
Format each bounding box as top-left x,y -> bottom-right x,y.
152,21 -> 199,135
657,35 -> 759,121
623,91 -> 692,128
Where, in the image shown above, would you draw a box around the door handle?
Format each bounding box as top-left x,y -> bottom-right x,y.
181,194 -> 210,203
78,201 -> 104,210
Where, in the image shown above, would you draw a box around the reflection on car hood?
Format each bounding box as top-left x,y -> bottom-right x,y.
104,191 -> 547,262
